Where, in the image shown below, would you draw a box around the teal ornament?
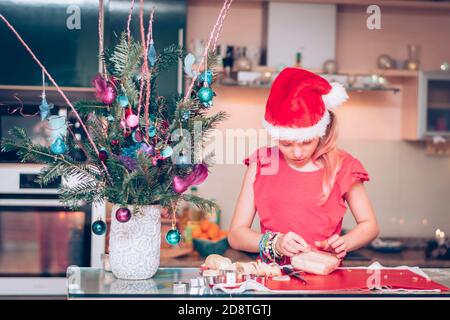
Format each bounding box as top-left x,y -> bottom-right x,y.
161,146 -> 173,158
107,115 -> 114,122
148,41 -> 157,67
166,228 -> 181,245
91,219 -> 107,235
197,87 -> 214,107
198,70 -> 213,86
117,95 -> 129,107
39,96 -> 54,121
51,137 -> 66,155
148,125 -> 156,138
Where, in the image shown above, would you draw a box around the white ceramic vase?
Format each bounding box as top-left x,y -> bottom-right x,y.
109,204 -> 161,280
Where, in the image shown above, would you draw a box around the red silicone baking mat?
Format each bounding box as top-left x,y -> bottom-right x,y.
262,269 -> 449,292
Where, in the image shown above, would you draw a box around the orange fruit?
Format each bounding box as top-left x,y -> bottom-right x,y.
192,227 -> 202,238
200,219 -> 210,232
198,233 -> 209,240
207,224 -> 220,239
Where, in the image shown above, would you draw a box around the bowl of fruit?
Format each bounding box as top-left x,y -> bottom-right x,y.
192,219 -> 229,257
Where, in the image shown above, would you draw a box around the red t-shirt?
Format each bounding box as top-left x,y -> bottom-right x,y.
244,146 -> 370,264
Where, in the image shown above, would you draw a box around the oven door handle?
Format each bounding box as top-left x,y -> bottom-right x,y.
0,198 -> 65,207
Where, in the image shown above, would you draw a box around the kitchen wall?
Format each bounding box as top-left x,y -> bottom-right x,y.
187,1 -> 450,237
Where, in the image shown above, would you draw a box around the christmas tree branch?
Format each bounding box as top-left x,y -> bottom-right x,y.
0,14 -> 112,183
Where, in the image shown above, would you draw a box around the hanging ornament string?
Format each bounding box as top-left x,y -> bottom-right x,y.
183,0 -> 233,102
0,14 -> 112,182
171,200 -> 179,229
98,0 -> 107,79
41,69 -> 46,100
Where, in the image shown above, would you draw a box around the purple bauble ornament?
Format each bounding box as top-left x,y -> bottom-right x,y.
115,207 -> 131,223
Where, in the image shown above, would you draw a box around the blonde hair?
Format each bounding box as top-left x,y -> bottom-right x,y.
312,110 -> 346,205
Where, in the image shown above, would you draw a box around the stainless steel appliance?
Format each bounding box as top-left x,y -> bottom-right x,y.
0,87 -> 105,296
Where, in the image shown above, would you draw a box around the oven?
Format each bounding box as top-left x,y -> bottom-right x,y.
0,167 -> 106,296
0,87 -> 104,296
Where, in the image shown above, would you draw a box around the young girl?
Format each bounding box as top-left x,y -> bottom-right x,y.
228,68 -> 379,265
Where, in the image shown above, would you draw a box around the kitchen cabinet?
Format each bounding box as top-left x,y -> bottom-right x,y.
0,0 -> 186,95
0,0 -> 100,87
402,72 -> 450,140
106,0 -> 186,97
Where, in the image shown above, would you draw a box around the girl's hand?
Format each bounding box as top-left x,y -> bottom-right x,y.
314,234 -> 347,259
275,232 -> 311,257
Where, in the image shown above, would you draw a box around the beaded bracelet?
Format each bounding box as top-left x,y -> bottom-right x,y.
272,233 -> 282,258
258,231 -> 280,263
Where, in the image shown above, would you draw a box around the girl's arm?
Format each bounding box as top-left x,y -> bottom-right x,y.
343,181 -> 379,251
227,163 -> 262,253
317,182 -> 379,257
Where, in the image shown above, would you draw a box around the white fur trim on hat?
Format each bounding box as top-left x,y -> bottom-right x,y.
322,82 -> 349,109
262,110 -> 330,142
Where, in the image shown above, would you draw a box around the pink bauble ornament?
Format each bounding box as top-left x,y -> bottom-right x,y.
126,114 -> 139,128
172,164 -> 209,193
93,74 -> 117,105
102,86 -> 116,104
172,175 -> 190,193
115,207 -> 131,223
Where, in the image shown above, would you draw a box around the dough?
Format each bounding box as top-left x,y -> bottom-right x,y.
291,250 -> 340,275
201,254 -> 233,270
235,261 -> 282,277
202,254 -> 281,277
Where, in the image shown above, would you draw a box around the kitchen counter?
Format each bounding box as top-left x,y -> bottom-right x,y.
160,247 -> 450,268
67,266 -> 450,299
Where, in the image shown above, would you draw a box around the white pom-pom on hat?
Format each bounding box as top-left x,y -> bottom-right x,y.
322,82 -> 349,109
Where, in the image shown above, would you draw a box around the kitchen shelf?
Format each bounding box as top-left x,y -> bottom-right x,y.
193,0 -> 450,10
217,82 -> 400,93
428,102 -> 450,110
374,69 -> 419,78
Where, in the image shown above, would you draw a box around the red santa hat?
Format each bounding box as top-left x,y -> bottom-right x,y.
263,67 -> 348,141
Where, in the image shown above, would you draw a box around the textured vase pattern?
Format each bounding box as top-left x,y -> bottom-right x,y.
109,204 -> 161,280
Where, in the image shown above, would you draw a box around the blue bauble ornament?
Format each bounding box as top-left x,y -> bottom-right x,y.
197,87 -> 214,107
161,146 -> 173,158
91,219 -> 107,235
51,137 -> 66,155
148,42 -> 157,67
117,95 -> 129,107
166,228 -> 181,245
198,70 -> 213,86
149,125 -> 156,138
